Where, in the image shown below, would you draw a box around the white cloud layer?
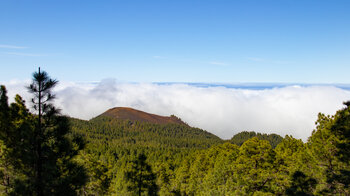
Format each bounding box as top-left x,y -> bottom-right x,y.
3,80 -> 350,141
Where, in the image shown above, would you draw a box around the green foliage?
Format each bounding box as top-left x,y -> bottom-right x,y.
71,110 -> 350,195
285,171 -> 317,196
0,89 -> 36,195
307,102 -> 350,195
273,135 -> 307,193
69,113 -> 226,195
3,69 -> 350,196
71,116 -> 223,151
233,137 -> 276,194
124,153 -> 158,195
78,152 -> 115,195
0,69 -> 87,195
0,140 -> 15,194
230,131 -> 283,148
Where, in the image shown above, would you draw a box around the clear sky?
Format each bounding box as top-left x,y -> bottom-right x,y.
1,0 -> 349,83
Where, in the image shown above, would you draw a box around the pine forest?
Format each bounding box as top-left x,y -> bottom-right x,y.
1,70 -> 350,195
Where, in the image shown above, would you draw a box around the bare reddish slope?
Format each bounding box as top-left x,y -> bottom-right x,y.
99,107 -> 187,126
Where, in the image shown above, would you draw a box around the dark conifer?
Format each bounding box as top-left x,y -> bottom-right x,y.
125,153 -> 158,196
0,69 -> 87,195
26,68 -> 87,195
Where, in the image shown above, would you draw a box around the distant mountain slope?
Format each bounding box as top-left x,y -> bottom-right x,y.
99,107 -> 187,126
70,116 -> 222,150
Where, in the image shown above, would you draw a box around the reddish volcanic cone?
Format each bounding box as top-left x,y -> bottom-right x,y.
99,107 -> 187,126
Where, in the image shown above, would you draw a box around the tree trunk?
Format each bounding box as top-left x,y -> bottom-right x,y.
36,67 -> 43,196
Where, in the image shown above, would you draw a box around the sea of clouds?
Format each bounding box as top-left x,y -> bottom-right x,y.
3,79 -> 350,141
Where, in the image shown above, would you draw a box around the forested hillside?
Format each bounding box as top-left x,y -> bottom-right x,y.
69,115 -> 224,195
69,104 -> 350,195
1,69 -> 350,195
71,115 -> 222,150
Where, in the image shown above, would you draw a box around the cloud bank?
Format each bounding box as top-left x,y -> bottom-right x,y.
3,80 -> 350,141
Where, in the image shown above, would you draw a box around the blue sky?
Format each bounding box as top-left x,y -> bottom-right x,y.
1,0 -> 349,83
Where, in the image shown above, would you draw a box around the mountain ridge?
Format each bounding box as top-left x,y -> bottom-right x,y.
98,107 -> 188,126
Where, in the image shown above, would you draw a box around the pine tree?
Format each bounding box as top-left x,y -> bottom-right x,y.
308,101 -> 350,195
125,153 -> 158,196
285,171 -> 317,196
28,67 -> 59,196
0,85 -> 12,194
0,86 -> 34,194
0,69 -> 87,195
233,137 -> 276,194
27,68 -> 87,195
